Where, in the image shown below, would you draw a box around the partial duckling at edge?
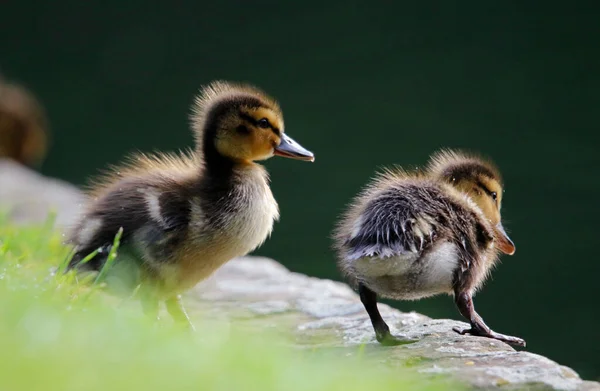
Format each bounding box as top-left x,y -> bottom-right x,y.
0,77 -> 48,167
333,149 -> 524,347
67,81 -> 314,328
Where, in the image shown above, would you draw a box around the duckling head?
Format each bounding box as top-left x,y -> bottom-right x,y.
427,149 -> 515,255
0,78 -> 48,167
191,81 -> 314,164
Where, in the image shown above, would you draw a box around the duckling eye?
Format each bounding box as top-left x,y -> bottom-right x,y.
257,118 -> 270,129
491,192 -> 497,201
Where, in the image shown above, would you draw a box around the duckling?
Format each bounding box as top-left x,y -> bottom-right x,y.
0,77 -> 48,167
333,149 -> 524,347
66,81 -> 314,328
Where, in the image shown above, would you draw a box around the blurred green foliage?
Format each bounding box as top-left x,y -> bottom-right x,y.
0,217 -> 454,391
2,0 -> 598,380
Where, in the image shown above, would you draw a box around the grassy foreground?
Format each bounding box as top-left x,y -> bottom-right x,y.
0,216 -> 454,391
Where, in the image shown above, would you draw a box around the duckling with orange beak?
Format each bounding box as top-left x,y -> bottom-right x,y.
334,149 -> 524,347
67,81 -> 314,328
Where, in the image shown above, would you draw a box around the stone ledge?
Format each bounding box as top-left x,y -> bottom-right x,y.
190,256 -> 600,391
0,158 -> 85,228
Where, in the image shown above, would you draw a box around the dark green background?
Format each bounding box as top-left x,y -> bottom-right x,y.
3,0 -> 599,379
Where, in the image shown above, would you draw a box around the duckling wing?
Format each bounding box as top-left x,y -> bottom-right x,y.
68,177 -> 192,270
340,186 -> 439,261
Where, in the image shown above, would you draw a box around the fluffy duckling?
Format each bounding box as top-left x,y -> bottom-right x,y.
0,77 -> 48,167
67,81 -> 314,327
333,149 -> 524,347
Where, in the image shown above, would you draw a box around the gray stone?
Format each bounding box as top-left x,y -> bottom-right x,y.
0,158 -> 85,229
190,256 -> 600,391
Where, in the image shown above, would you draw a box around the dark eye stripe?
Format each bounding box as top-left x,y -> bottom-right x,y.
239,113 -> 281,136
476,181 -> 498,202
240,113 -> 258,125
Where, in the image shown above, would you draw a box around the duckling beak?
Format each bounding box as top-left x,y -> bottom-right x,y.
274,134 -> 314,162
495,223 -> 516,255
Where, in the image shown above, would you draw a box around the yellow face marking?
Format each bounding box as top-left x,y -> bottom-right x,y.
246,107 -> 284,133
454,175 -> 504,225
214,106 -> 284,163
478,176 -> 503,205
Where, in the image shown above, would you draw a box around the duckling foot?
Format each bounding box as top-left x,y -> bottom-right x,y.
452,326 -> 526,347
358,283 -> 418,347
453,290 -> 526,347
376,332 -> 418,346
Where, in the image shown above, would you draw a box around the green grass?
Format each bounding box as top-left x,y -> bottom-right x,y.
0,216 -> 456,391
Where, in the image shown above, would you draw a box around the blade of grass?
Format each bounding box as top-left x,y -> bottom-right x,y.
76,248 -> 100,268
56,247 -> 77,275
93,227 -> 123,285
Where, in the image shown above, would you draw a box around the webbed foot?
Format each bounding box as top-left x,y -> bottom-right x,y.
452,326 -> 526,347
376,331 -> 419,346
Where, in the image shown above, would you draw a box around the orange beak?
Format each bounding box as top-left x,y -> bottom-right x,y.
495,223 -> 516,255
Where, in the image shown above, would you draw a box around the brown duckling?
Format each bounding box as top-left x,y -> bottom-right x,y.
67,81 -> 314,327
333,149 -> 524,347
0,77 -> 48,167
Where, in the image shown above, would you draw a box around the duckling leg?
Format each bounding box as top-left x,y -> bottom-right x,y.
165,295 -> 196,332
139,286 -> 160,321
358,283 -> 416,346
452,291 -> 526,347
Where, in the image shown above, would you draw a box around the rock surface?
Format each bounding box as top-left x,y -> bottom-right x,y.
190,256 -> 600,391
0,158 -> 85,229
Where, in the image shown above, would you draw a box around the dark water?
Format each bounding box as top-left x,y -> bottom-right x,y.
2,0 -> 599,379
